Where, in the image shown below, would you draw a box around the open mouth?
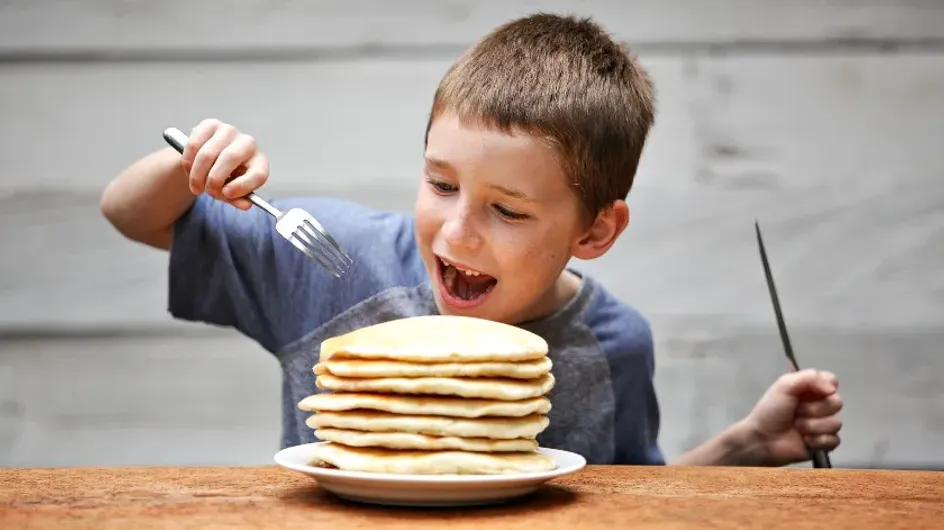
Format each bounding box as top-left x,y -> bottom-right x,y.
436,256 -> 498,308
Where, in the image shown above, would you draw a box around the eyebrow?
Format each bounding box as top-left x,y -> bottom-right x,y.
487,183 -> 535,202
424,156 -> 453,172
425,156 -> 536,203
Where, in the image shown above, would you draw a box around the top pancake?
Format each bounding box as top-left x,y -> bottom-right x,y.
319,315 -> 548,363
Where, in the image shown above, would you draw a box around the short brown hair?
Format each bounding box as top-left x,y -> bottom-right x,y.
425,13 -> 656,217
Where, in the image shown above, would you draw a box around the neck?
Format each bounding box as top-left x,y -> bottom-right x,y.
516,269 -> 583,324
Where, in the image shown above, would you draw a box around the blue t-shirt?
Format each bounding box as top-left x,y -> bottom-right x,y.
168,194 -> 664,465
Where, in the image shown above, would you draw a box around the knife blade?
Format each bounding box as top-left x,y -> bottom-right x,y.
754,220 -> 832,469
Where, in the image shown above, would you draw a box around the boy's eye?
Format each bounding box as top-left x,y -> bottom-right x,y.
428,179 -> 458,194
494,204 -> 529,220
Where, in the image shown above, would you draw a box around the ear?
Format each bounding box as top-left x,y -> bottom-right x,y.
571,200 -> 630,260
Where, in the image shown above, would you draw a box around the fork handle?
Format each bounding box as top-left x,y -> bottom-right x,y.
162,127 -> 282,219
162,127 -> 190,156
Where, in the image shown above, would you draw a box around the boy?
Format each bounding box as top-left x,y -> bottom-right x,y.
101,14 -> 842,466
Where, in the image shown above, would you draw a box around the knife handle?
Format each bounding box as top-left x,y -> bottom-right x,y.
811,449 -> 832,469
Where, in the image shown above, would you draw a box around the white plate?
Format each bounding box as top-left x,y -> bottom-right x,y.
274,442 -> 586,507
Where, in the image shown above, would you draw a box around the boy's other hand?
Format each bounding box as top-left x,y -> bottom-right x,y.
740,369 -> 843,467
181,119 -> 269,211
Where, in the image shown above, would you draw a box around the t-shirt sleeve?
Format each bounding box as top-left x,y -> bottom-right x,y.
594,304 -> 665,465
167,194 -> 400,353
610,323 -> 665,465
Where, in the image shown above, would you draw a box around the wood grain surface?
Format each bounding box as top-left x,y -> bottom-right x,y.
2,465 -> 942,529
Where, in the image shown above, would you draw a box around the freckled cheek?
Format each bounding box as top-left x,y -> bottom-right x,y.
495,231 -> 561,283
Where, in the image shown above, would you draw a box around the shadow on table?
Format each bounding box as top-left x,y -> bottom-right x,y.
279,483 -> 579,517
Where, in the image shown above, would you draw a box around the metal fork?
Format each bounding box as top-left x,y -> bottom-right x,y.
162,127 -> 353,278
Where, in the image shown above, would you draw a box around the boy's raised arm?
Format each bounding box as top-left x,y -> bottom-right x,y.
100,146 -> 193,250
100,119 -> 269,250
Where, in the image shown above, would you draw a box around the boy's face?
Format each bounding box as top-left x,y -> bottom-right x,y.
414,112 -> 622,325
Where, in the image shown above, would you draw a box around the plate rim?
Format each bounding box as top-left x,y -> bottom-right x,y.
274,441 -> 587,483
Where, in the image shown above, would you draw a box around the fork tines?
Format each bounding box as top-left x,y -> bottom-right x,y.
291,219 -> 354,278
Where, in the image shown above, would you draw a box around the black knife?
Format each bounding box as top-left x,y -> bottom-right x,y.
754,220 -> 832,469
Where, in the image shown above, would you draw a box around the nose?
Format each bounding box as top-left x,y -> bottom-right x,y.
441,205 -> 483,251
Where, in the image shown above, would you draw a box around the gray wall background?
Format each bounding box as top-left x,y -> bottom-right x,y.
1,0 -> 943,469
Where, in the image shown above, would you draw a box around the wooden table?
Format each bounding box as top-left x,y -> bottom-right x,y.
1,465 -> 941,529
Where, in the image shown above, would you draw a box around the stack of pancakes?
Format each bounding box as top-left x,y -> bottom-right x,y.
297,315 -> 558,474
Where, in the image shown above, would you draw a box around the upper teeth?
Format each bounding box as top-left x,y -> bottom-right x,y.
441,258 -> 480,276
